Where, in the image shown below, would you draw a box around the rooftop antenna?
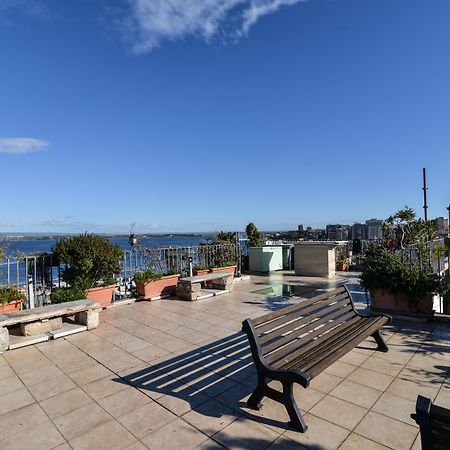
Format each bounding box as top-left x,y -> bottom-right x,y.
422,168 -> 428,221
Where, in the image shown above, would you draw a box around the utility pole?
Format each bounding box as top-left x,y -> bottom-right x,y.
422,168 -> 428,221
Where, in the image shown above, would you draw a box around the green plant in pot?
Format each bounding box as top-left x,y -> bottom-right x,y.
134,268 -> 179,299
336,248 -> 349,271
0,246 -> 25,312
52,233 -> 122,307
360,208 -> 449,316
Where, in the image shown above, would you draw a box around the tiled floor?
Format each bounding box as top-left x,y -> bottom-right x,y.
0,272 -> 449,449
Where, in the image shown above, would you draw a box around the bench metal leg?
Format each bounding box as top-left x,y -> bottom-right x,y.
372,330 -> 389,352
283,381 -> 308,432
247,375 -> 267,410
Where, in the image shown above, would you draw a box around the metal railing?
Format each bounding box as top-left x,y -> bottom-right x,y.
0,243 -> 241,308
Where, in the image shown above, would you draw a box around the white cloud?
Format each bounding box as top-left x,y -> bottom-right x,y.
0,138 -> 49,155
124,0 -> 304,53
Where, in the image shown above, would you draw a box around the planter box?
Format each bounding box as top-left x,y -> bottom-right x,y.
136,274 -> 179,299
336,262 -> 349,271
210,266 -> 236,276
370,288 -> 434,317
193,269 -> 209,276
86,285 -> 116,308
0,300 -> 22,313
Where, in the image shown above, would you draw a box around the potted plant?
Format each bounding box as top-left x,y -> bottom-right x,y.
336,248 -> 349,271
360,208 -> 449,317
193,265 -> 209,276
52,233 -> 123,308
0,287 -> 25,312
134,269 -> 179,299
210,261 -> 237,276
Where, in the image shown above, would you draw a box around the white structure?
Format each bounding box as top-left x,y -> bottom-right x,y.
249,247 -> 283,273
294,242 -> 345,278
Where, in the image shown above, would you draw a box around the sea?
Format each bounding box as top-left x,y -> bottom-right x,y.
0,235 -> 209,257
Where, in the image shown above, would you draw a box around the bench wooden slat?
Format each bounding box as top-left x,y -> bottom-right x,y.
299,317 -> 387,377
252,287 -> 347,327
257,292 -> 351,337
268,311 -> 360,367
261,302 -> 354,356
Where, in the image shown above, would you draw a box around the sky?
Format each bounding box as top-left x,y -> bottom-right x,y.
1,0 -> 449,233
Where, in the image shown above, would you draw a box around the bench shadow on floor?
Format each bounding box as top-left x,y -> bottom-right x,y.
113,332 -> 302,431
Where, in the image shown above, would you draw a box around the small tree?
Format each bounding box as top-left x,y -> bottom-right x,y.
246,222 -> 262,247
53,233 -> 123,290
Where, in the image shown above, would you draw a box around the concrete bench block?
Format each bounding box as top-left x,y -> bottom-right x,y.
75,309 -> 99,330
20,317 -> 62,336
0,327 -> 9,352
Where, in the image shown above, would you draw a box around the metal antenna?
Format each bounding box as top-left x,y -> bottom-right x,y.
422,168 -> 428,221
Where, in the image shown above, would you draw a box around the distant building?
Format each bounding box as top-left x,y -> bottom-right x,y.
434,217 -> 449,236
326,224 -> 349,241
366,219 -> 383,240
304,227 -> 326,240
351,223 -> 367,240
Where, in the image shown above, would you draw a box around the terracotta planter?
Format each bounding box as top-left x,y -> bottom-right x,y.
193,269 -> 209,276
86,285 -> 115,308
136,274 -> 179,299
210,266 -> 236,276
0,300 -> 23,313
370,288 -> 434,316
336,262 -> 349,271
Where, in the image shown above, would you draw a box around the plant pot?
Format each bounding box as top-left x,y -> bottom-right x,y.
193,269 -> 209,276
370,288 -> 434,317
336,262 -> 349,271
210,266 -> 236,276
86,285 -> 116,308
0,300 -> 23,313
136,274 -> 180,299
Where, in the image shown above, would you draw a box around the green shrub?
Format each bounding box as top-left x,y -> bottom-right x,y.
51,286 -> 86,304
52,233 -> 123,290
0,287 -> 25,305
135,269 -> 163,284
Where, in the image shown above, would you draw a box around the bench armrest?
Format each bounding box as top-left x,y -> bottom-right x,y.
242,318 -> 310,388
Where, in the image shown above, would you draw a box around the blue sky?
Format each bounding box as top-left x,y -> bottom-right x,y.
1,0 -> 449,233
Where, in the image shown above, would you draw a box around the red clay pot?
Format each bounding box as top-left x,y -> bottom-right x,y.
86,285 -> 115,308
370,288 -> 434,316
136,274 -> 179,299
209,266 -> 236,276
0,300 -> 23,313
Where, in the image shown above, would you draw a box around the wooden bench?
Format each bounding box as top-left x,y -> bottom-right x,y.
0,299 -> 100,352
242,286 -> 391,432
413,395 -> 450,449
177,272 -> 234,301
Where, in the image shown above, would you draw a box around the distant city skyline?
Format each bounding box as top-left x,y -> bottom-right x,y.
1,0 -> 449,233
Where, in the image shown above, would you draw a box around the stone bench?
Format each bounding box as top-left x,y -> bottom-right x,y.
177,272 -> 234,301
0,299 -> 100,352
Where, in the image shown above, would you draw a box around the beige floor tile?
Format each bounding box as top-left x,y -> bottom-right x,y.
284,413 -> 350,450
324,361 -> 357,378
0,362 -> 15,380
196,438 -> 231,449
360,354 -> 405,377
69,419 -> 137,450
0,420 -> 65,450
386,377 -> 440,402
18,363 -> 64,386
0,387 -> 35,415
310,395 -> 368,430
330,380 -> 382,409
68,363 -> 113,385
371,391 -> 417,427
53,402 -> 112,440
339,433 -> 390,449
346,367 -> 394,391
102,353 -> 144,372
98,386 -> 151,417
266,435 -> 308,449
213,416 -> 279,450
27,373 -> 77,401
141,417 -> 208,450
83,375 -> 129,400
183,398 -> 241,436
339,349 -> 370,366
133,344 -> 171,363
293,385 -> 326,411
40,387 -> 93,419
214,382 -> 254,413
0,403 -> 48,439
309,372 -> 343,393
354,411 -> 418,450
118,400 -> 177,438
0,375 -> 25,395
158,389 -> 210,416
435,387 -> 450,409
